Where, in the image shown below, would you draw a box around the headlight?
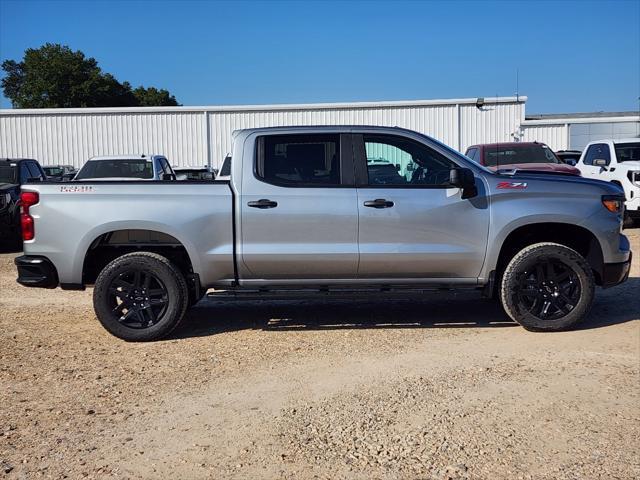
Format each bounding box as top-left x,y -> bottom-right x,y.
627,170 -> 640,186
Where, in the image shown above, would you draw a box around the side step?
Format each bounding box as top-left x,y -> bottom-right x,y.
206,285 -> 481,301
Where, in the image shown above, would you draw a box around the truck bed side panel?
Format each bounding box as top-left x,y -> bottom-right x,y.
22,183 -> 234,287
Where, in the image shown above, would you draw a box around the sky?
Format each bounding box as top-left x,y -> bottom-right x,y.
0,0 -> 639,114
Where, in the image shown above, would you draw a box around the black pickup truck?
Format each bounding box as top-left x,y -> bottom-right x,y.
0,158 -> 46,246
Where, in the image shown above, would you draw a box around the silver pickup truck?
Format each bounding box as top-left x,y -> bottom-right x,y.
15,126 -> 632,341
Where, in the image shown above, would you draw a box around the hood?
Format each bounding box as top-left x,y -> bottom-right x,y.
493,170 -> 624,195
490,162 -> 581,175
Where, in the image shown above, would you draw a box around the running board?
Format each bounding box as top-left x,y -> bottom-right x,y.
206,285 -> 481,300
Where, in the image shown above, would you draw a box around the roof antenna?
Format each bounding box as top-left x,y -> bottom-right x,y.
516,68 -> 519,103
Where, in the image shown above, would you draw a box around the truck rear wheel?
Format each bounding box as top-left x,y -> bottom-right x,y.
93,252 -> 189,341
499,243 -> 595,331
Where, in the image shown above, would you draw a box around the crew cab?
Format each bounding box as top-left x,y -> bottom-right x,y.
74,154 -> 176,181
1,158 -> 46,245
15,126 -> 631,341
575,139 -> 640,226
465,142 -> 581,175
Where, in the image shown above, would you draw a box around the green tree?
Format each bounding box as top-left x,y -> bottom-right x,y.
1,44 -> 179,108
133,86 -> 179,106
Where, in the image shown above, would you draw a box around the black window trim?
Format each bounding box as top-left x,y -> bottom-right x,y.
352,133 -> 460,189
253,133 -> 355,188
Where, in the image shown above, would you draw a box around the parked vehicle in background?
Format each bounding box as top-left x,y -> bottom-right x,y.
465,142 -> 581,175
575,139 -> 640,226
15,126 -> 631,341
173,165 -> 216,181
1,158 -> 46,245
555,150 -> 583,166
73,155 -> 176,181
43,165 -> 77,181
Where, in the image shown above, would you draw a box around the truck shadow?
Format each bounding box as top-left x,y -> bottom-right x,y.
172,277 -> 639,339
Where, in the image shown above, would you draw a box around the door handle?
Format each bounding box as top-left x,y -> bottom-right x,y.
248,199 -> 278,209
363,198 -> 394,209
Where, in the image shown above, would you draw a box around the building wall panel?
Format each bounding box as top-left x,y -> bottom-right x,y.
1,98 -> 526,170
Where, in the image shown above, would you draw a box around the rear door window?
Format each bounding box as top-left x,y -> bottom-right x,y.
256,134 -> 341,186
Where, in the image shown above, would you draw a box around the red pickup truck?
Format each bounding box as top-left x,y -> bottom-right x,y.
464,142 -> 581,175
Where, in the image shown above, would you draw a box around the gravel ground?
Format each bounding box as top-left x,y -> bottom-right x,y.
1,230 -> 639,479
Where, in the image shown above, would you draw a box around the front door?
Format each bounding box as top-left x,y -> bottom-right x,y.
579,143 -> 611,179
354,133 -> 490,280
240,132 -> 359,281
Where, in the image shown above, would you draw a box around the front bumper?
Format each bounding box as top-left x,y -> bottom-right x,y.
15,255 -> 59,288
601,252 -> 632,289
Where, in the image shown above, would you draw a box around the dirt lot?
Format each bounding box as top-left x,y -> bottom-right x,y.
1,232 -> 639,480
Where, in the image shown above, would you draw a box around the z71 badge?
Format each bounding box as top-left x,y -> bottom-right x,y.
497,181 -> 527,189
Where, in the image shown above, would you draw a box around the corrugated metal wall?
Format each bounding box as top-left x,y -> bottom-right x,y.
0,98 -> 526,169
521,124 -> 568,151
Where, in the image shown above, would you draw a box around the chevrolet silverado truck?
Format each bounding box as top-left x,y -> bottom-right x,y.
15,126 -> 632,341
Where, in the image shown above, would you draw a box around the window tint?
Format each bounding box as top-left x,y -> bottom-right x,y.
257,134 -> 340,185
76,159 -> 154,179
614,142 -> 640,163
219,155 -> 231,177
466,148 -> 478,162
0,164 -> 18,183
27,162 -> 43,180
583,143 -> 610,166
363,134 -> 456,186
483,145 -> 560,167
20,163 -> 31,183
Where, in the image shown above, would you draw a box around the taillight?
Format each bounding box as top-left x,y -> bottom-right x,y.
601,195 -> 624,214
20,191 -> 39,241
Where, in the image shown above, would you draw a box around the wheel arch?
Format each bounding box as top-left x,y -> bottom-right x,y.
78,222 -> 201,287
493,222 -> 605,286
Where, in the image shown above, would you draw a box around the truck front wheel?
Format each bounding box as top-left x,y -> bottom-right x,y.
93,252 -> 189,341
499,243 -> 595,331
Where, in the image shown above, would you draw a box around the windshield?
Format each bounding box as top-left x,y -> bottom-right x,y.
484,145 -> 560,167
614,143 -> 640,162
76,159 -> 154,179
44,167 -> 63,176
0,164 -> 17,184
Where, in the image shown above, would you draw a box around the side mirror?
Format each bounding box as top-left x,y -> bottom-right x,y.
449,168 -> 478,199
593,158 -> 608,167
162,173 -> 176,181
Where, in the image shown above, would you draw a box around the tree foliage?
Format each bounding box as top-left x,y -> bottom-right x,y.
1,44 -> 179,108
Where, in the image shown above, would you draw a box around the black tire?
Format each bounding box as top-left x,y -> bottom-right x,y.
499,242 -> 595,331
93,252 -> 189,341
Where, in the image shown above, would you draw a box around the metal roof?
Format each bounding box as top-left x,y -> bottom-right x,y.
0,96 -> 527,116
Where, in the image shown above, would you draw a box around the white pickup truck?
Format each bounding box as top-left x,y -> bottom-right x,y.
15,126 -> 631,341
575,139 -> 640,226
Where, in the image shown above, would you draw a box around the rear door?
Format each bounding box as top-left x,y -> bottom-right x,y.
240,133 -> 359,281
354,133 -> 489,280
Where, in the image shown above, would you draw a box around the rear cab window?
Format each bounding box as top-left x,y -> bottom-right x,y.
614,142 -> 640,163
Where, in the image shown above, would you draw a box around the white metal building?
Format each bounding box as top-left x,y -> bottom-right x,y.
0,96 -> 526,169
520,111 -> 640,151
0,96 -> 638,169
